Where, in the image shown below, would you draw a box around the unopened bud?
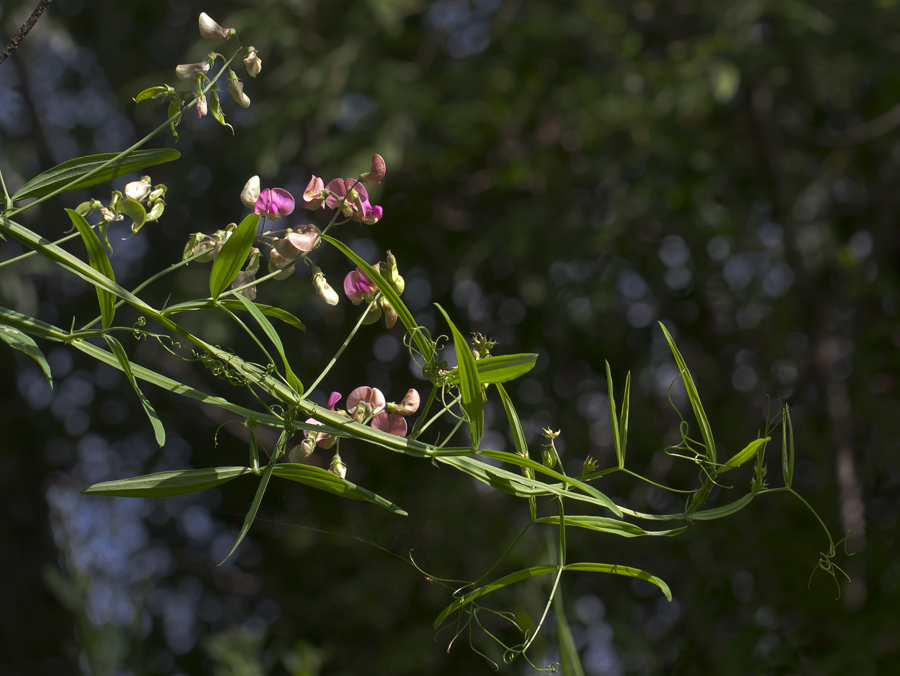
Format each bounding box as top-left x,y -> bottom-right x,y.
391,274 -> 405,296
227,70 -> 250,108
329,453 -> 347,479
198,12 -> 235,40
289,438 -> 316,463
124,178 -> 152,202
240,175 -> 260,209
542,447 -> 558,469
582,456 -> 599,475
196,93 -> 208,118
244,47 -> 262,77
148,185 -> 167,202
312,267 -> 339,306
380,296 -> 398,328
388,389 -> 420,416
385,250 -> 399,284
175,61 -> 210,83
267,248 -> 296,280
246,247 -> 261,274
362,154 -> 386,184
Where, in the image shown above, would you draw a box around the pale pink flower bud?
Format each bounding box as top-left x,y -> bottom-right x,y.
380,296 -> 398,329
240,176 -> 260,209
175,61 -> 210,83
196,93 -> 208,119
363,154 -> 386,184
227,71 -> 250,108
198,12 -> 234,40
301,176 -> 325,210
282,225 -> 319,253
388,389 -> 420,416
312,268 -> 339,306
244,47 -> 262,77
371,412 -> 408,438
289,438 -> 316,462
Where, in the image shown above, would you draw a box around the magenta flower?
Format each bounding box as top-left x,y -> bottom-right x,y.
359,201 -> 383,225
343,267 -> 376,305
371,412 -> 407,438
346,386 -> 386,422
325,178 -> 369,216
255,188 -> 295,219
327,391 -> 342,410
302,176 -> 326,210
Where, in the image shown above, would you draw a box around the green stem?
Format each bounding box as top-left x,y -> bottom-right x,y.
5,47 -> 242,219
0,167 -> 11,212
622,468 -> 695,494
416,394 -> 462,436
408,385 -> 438,439
303,299 -> 374,399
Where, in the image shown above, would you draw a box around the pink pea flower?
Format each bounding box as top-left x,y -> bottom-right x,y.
275,225 -> 320,257
302,176 -> 326,210
371,412 -> 407,438
327,391 -> 342,410
388,389 -> 420,416
359,202 -> 383,225
346,386 -> 386,422
255,188 -> 295,219
303,418 -> 334,449
343,267 -> 376,305
363,154 -> 386,184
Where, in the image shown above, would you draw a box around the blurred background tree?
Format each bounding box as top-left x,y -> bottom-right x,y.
1,0 -> 898,674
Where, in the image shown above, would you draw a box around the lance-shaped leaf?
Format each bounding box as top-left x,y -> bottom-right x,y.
104,335 -> 166,446
605,361 -> 624,468
66,209 -> 116,329
497,383 -> 535,519
233,293 -> 304,395
0,322 -> 53,388
659,323 -> 716,463
434,562 -> 671,628
445,353 -> 538,386
534,515 -> 686,538
720,437 -> 770,473
436,304 -> 483,448
12,149 -> 180,202
209,214 -> 259,298
162,298 -> 305,330
322,234 -> 435,364
782,406 -> 795,488
273,464 -> 407,515
219,463 -> 274,565
81,466 -> 251,498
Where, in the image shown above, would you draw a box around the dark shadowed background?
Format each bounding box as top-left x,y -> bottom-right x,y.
1,0 -> 898,674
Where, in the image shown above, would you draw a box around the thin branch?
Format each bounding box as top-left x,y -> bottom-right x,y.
0,0 -> 53,67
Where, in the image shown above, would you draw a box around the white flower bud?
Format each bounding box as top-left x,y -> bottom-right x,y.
175,61 -> 210,83
289,438 -> 316,463
240,175 -> 260,209
198,12 -> 234,40
227,74 -> 250,108
312,268 -> 339,306
329,454 -> 347,479
124,178 -> 152,202
267,248 -> 296,280
244,47 -> 262,77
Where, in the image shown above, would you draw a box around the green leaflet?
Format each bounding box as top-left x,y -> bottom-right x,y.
720,437 -> 770,472
533,515 -> 686,538
272,463 -> 407,515
496,383 -> 535,519
117,198 -> 147,235
81,466 -> 251,497
66,209 -> 116,329
104,335 -> 166,447
12,149 -> 180,202
0,321 -> 53,388
209,214 -> 259,298
161,298 -> 305,330
322,234 -> 435,364
219,463 -> 274,565
134,86 -> 169,103
445,353 -> 538,386
782,406 -> 794,488
233,293 -> 304,395
436,304 -> 483,448
434,561 -> 671,628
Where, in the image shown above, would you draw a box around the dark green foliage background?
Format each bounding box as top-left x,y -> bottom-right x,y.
1,0 -> 898,674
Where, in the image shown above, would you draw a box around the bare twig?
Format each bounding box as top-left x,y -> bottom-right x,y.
0,0 -> 53,67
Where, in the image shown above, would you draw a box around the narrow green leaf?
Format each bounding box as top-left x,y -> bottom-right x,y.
233,293 -> 303,395
273,463 -> 407,515
720,437 -> 770,472
104,335 -> 166,447
322,234 -> 435,364
620,371 -> 631,464
66,209 -> 116,329
0,322 -> 53,388
117,198 -> 147,234
12,149 -> 180,202
81,466 -> 251,497
533,515 -> 686,538
688,492 -> 755,521
209,214 -> 259,298
162,298 -> 306,330
436,304 -> 483,448
555,591 -> 586,676
0,305 -> 68,342
605,361 -> 623,468
219,463 -> 274,565
784,407 -> 794,488
497,384 -> 528,458
435,561 -> 671,627
446,353 -> 538,385
659,323 -> 716,462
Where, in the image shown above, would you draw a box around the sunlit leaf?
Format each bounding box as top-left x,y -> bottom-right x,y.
12,149 -> 180,201
81,466 -> 251,498
273,463 -> 407,515
66,209 -> 116,329
534,515 -> 686,538
219,463 -> 273,565
104,334 -> 166,446
436,304 -> 483,448
209,214 -> 259,298
720,437 -> 770,472
445,353 -> 537,385
0,321 -> 53,388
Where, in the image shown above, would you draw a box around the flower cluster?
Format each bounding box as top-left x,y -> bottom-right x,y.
75,175 -> 167,247
288,388 -> 420,477
302,155 -> 386,225
343,251 -> 406,327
